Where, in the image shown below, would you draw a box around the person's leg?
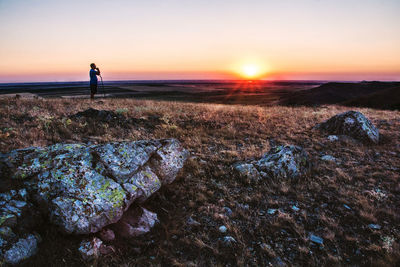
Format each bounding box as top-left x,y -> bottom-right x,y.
90,84 -> 97,100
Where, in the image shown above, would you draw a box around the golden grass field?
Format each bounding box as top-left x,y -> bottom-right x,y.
1,98 -> 399,266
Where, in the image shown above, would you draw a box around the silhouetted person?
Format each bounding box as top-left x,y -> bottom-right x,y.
89,63 -> 101,100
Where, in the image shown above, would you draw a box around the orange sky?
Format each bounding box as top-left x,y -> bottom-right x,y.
0,0 -> 399,82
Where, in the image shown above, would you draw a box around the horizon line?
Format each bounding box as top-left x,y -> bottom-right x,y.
1,78 -> 400,86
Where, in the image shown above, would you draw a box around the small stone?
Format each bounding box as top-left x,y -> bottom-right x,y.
78,237 -> 103,261
223,207 -> 233,217
187,216 -> 201,226
291,205 -> 300,212
114,206 -> 158,238
368,224 -> 381,230
267,209 -> 277,215
327,135 -> 339,142
309,234 -> 324,245
219,226 -> 227,233
233,163 -> 261,183
321,155 -> 336,162
222,236 -> 236,245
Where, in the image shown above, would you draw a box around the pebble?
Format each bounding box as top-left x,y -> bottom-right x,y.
219,226 -> 227,233
291,205 -> 300,212
267,209 -> 277,215
187,216 -> 201,226
223,207 -> 233,217
222,236 -> 236,245
309,234 -> 324,245
237,203 -> 249,210
368,224 -> 381,230
327,135 -> 339,142
321,155 -> 336,162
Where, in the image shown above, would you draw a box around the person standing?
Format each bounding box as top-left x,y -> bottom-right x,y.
89,63 -> 101,100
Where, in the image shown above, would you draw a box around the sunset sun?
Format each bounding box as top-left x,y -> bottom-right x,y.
236,62 -> 268,79
242,64 -> 260,78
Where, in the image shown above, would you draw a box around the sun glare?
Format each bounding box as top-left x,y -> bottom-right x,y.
231,59 -> 269,79
242,64 -> 259,78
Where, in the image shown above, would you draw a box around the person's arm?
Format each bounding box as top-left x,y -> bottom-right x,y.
96,68 -> 101,75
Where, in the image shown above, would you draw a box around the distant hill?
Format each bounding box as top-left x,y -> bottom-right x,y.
343,86 -> 400,110
282,81 -> 400,110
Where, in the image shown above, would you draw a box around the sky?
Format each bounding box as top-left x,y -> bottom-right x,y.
0,0 -> 399,82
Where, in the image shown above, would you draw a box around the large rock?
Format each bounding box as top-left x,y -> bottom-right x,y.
0,139 -> 188,235
316,111 -> 379,144
254,145 -> 310,180
234,145 -> 310,182
0,189 -> 42,265
4,234 -> 40,265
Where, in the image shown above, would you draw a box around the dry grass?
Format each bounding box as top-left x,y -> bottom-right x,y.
0,98 -> 399,266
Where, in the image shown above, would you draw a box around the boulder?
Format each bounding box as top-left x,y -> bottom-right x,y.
3,234 -> 40,265
0,189 -> 42,265
254,145 -> 310,180
316,111 -> 379,144
0,139 -> 188,235
233,145 -> 310,182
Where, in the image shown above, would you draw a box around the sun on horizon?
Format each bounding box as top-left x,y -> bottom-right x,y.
236,62 -> 269,80
241,64 -> 260,79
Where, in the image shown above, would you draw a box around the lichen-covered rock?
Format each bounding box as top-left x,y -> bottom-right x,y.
0,189 -> 42,264
316,111 -> 379,144
234,145 -> 310,182
232,163 -> 261,184
254,145 -> 310,180
114,206 -> 158,238
3,234 -> 40,265
0,139 -> 188,234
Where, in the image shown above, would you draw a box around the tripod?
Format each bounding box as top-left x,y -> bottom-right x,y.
99,74 -> 105,98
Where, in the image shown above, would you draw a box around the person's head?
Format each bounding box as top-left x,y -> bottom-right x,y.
90,63 -> 96,69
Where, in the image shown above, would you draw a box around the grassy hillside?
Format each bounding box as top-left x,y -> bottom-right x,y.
344,86 -> 400,110
282,81 -> 400,109
0,98 -> 399,266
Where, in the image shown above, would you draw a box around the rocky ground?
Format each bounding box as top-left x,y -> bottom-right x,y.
0,98 -> 399,266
